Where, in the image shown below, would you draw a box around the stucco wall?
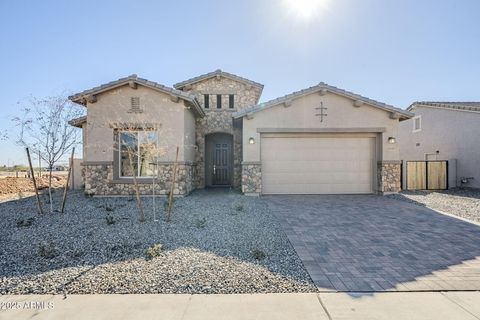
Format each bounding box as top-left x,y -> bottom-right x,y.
399,106 -> 480,188
183,109 -> 196,162
84,85 -> 194,163
242,92 -> 401,163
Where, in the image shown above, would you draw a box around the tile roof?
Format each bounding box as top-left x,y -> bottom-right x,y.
408,101 -> 480,113
68,115 -> 86,128
173,69 -> 264,90
233,82 -> 413,120
68,75 -> 204,117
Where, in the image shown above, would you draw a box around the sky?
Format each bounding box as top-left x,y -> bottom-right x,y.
0,0 -> 479,165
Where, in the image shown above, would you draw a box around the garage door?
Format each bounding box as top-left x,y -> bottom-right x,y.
261,134 -> 375,194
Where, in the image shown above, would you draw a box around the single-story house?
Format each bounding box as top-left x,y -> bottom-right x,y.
398,101 -> 480,189
68,70 -> 413,196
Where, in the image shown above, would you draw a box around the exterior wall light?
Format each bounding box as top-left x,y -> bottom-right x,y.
388,137 -> 396,144
249,137 -> 255,144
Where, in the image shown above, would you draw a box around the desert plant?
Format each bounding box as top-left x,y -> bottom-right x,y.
16,217 -> 35,228
193,216 -> 207,229
104,204 -> 115,212
38,241 -> 57,259
70,250 -> 84,259
145,243 -> 163,260
251,249 -> 266,260
106,214 -> 115,225
234,203 -> 244,212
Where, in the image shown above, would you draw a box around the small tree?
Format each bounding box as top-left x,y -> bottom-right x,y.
118,125 -> 165,222
13,95 -> 83,213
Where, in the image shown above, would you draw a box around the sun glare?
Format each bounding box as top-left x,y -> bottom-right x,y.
283,0 -> 328,20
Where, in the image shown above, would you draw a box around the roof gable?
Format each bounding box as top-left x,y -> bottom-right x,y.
68,75 -> 205,117
233,82 -> 413,120
408,101 -> 480,113
173,69 -> 264,90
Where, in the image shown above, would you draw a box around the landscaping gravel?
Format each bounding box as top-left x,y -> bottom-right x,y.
389,188 -> 480,223
0,189 -> 316,294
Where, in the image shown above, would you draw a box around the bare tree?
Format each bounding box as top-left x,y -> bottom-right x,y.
13,95 -> 84,213
117,125 -> 165,222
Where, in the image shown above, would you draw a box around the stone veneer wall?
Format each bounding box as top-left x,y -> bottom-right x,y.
377,160 -> 401,193
84,163 -> 195,196
182,77 -> 262,189
242,163 -> 262,195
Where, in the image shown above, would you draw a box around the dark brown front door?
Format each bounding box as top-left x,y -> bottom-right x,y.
213,142 -> 230,185
205,133 -> 233,187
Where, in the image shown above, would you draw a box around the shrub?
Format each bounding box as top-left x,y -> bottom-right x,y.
193,216 -> 207,229
235,204 -> 244,212
105,204 -> 115,212
16,217 -> 35,228
71,250 -> 84,259
38,241 -> 57,259
145,243 -> 163,260
252,249 -> 266,260
106,214 -> 115,225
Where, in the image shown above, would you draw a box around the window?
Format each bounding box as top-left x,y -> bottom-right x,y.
229,94 -> 234,109
413,116 -> 422,132
119,131 -> 159,177
216,94 -> 222,109
204,94 -> 209,108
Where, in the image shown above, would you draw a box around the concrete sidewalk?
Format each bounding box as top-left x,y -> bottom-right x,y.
1,292 -> 479,320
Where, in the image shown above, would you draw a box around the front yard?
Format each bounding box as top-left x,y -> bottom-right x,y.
0,189 -> 315,294
390,188 -> 480,223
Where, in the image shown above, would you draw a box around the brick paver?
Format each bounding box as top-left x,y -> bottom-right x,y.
265,195 -> 480,292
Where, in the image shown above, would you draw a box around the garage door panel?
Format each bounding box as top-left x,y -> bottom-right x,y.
263,160 -> 372,173
261,136 -> 375,194
263,172 -> 372,184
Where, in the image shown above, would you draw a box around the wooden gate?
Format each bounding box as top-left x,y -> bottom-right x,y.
406,161 -> 448,190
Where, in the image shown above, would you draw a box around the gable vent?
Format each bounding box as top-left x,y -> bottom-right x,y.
129,97 -> 142,113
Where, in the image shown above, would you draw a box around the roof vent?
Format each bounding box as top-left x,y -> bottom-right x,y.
128,97 -> 143,113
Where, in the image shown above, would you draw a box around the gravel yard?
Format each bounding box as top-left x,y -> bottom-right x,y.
390,188 -> 480,223
0,189 -> 315,294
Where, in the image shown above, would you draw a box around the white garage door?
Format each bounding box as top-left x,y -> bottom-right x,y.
261,134 -> 375,194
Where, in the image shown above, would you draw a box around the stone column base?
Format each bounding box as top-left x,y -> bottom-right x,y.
377,160 -> 401,194
242,162 -> 262,195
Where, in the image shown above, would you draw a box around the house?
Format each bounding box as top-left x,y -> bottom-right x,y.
68,70 -> 412,196
398,102 -> 480,189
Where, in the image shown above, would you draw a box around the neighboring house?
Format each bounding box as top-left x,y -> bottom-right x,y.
399,102 -> 480,189
68,70 -> 412,196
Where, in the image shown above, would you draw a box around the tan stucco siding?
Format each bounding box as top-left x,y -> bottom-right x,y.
84,85 -> 193,163
399,106 -> 480,188
183,107 -> 196,162
242,93 -> 400,162
81,123 -> 87,160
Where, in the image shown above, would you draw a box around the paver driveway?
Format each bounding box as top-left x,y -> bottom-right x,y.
265,195 -> 480,292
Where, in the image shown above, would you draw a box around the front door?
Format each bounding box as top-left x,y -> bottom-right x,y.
213,142 -> 230,185
205,133 -> 233,187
